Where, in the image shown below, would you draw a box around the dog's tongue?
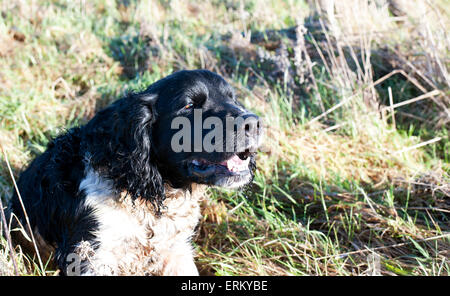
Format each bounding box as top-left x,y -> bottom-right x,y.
220,155 -> 249,172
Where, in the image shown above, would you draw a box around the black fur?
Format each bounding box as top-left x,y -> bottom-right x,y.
82,92 -> 165,213
8,70 -> 262,274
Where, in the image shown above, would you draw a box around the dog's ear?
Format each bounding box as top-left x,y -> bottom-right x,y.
126,94 -> 165,212
85,92 -> 165,213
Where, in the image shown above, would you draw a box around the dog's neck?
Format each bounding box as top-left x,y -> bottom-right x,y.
117,183 -> 207,215
165,183 -> 207,199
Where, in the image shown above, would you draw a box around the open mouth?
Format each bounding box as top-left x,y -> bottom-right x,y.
189,152 -> 251,177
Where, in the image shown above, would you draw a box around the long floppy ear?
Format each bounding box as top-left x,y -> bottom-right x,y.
127,93 -> 165,212
84,92 -> 165,213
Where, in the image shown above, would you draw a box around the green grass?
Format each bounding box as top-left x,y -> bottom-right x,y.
0,0 -> 449,276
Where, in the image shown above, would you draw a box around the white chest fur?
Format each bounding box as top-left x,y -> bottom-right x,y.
77,168 -> 204,275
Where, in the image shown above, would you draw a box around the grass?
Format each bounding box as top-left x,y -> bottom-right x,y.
0,0 -> 449,276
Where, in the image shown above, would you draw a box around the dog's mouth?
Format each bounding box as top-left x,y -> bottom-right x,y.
189,152 -> 252,178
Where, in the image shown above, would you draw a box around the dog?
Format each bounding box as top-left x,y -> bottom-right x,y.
7,69 -> 262,275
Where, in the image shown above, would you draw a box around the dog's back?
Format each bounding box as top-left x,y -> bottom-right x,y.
8,127 -> 98,271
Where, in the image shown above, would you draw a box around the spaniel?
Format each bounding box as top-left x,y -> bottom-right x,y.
8,70 -> 262,275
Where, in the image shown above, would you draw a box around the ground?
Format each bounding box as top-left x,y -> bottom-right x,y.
0,0 -> 449,275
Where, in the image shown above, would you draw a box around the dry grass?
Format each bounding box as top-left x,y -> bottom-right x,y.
0,0 -> 449,276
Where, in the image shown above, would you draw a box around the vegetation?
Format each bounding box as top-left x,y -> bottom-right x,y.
0,0 -> 449,275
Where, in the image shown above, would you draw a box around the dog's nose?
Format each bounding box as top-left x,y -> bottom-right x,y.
237,112 -> 262,153
241,113 -> 260,137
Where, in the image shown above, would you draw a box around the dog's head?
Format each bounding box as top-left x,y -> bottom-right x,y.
86,70 -> 262,211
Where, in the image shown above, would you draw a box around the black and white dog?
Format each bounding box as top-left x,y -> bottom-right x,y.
8,70 -> 262,275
